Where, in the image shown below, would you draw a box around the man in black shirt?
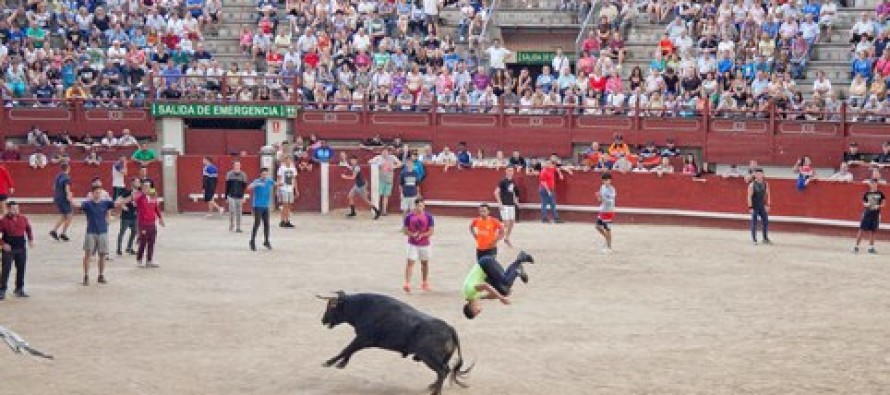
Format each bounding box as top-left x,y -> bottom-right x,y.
494,167 -> 519,246
854,178 -> 885,254
31,76 -> 56,106
78,61 -> 98,89
116,178 -> 139,256
843,142 -> 866,166
93,78 -> 118,107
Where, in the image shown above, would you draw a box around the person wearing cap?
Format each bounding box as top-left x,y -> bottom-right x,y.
854,178 -> 885,254
0,201 -> 34,300
844,142 -> 867,166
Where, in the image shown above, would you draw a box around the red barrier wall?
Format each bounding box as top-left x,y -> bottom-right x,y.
184,129 -> 266,155
1,105 -> 155,138
2,161 -> 163,214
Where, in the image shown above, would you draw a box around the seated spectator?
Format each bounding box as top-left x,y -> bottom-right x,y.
101,130 -> 119,147
508,150 -> 527,169
582,142 -> 606,169
721,164 -> 742,178
27,126 -> 50,147
28,148 -> 47,169
638,141 -> 661,168
118,129 -> 139,147
793,155 -> 817,190
51,145 -> 71,165
361,134 -> 385,150
863,166 -> 887,184
53,131 -> 74,146
0,142 -> 21,161
607,134 -> 633,165
827,162 -> 854,182
681,154 -> 698,176
844,142 -> 867,166
132,143 -> 157,165
612,154 -> 633,173
660,139 -> 680,157
456,142 -> 473,169
434,146 -> 458,170
654,156 -> 675,177
85,148 -> 102,166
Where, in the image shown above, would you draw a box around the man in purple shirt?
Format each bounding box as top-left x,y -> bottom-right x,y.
472,66 -> 490,91
402,198 -> 434,293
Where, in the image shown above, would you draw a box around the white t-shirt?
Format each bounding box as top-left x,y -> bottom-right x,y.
423,0 -> 438,15
486,46 -> 511,69
277,164 -> 297,192
112,160 -> 126,188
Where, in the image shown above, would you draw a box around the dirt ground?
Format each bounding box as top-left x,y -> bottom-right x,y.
2,212 -> 890,395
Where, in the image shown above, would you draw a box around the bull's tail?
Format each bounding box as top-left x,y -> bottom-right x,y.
449,328 -> 474,388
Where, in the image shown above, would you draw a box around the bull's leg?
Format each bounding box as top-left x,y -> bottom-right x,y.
419,354 -> 449,395
323,337 -> 369,369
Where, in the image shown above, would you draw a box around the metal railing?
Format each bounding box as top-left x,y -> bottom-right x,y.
478,0 -> 500,53
575,0 -> 601,59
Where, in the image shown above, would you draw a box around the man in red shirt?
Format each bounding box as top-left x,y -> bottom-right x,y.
133,182 -> 165,268
0,202 -> 34,300
0,163 -> 14,215
538,160 -> 564,223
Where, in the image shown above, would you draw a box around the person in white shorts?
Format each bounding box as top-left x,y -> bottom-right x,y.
399,152 -> 421,214
402,198 -> 434,293
277,155 -> 298,228
494,167 -> 519,246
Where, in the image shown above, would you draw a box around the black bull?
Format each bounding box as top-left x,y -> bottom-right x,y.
318,291 -> 473,395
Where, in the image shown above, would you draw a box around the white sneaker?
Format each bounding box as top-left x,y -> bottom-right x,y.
601,247 -> 612,254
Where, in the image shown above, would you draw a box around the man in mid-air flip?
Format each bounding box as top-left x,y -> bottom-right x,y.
462,251 -> 535,319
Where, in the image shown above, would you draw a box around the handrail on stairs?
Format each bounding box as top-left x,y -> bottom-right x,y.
478,0 -> 500,54
574,0 -> 601,60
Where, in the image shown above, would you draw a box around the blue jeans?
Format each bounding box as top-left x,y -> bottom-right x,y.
539,187 -> 559,221
478,256 -> 522,296
751,206 -> 769,242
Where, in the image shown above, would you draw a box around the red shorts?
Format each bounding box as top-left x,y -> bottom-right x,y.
598,212 -> 615,222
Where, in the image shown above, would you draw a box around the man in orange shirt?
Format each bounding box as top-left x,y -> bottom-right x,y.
469,204 -> 504,260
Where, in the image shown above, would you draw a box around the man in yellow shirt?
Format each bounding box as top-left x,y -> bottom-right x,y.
462,251 -> 534,320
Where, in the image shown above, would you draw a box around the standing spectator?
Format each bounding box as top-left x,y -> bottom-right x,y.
131,142 -> 157,166
276,155 -> 298,228
539,159 -> 564,223
49,163 -> 73,242
485,39 -> 511,73
247,167 -> 276,251
81,186 -> 120,285
595,173 -> 617,254
399,153 -> 421,214
341,155 -> 381,219
402,197 -> 434,293
369,146 -> 401,216
469,203 -> 504,260
0,163 -> 14,215
112,155 -> 128,200
225,161 -> 249,233
827,162 -> 855,182
747,168 -> 772,245
494,167 -> 519,247
202,157 -> 224,216
853,178 -> 885,254
116,178 -> 138,256
0,202 -> 34,300
134,182 -> 165,267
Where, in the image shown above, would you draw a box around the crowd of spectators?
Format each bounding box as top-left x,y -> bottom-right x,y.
0,126 -> 146,169
0,0 -> 221,107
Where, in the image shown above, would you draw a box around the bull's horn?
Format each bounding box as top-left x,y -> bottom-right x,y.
315,294 -> 336,300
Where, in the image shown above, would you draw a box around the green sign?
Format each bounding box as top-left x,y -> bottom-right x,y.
150,103 -> 298,118
515,51 -> 577,65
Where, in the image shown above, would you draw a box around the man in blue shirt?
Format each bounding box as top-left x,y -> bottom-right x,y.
399,153 -> 420,214
313,140 -> 333,163
456,142 -> 473,169
81,186 -> 122,286
50,163 -> 73,242
247,168 -> 278,251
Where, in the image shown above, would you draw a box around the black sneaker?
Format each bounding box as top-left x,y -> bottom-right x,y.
13,289 -> 29,298
60,234 -> 70,242
116,250 -> 123,256
49,230 -> 60,241
279,221 -> 287,228
284,222 -> 295,228
249,240 -> 256,251
346,212 -> 357,217
263,241 -> 272,250
516,251 -> 535,264
82,275 -> 89,286
372,207 -> 381,220
97,275 -> 107,284
126,249 -> 136,255
518,267 -> 529,284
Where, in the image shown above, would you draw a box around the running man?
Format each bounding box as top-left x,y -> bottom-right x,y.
747,168 -> 772,245
370,146 -> 402,216
247,167 -> 277,251
0,202 -> 34,300
50,163 -> 73,242
595,173 -> 616,254
341,155 -> 381,219
134,182 -> 165,267
81,186 -> 122,285
469,203 -> 504,260
494,167 -> 519,246
225,160 -> 248,232
277,155 -> 298,228
402,198 -> 434,293
462,251 -> 535,320
202,156 -> 224,216
116,178 -> 139,256
399,152 -> 420,214
854,178 -> 885,254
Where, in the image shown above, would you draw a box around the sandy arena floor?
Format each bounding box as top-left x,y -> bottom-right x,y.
1,212 -> 889,395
